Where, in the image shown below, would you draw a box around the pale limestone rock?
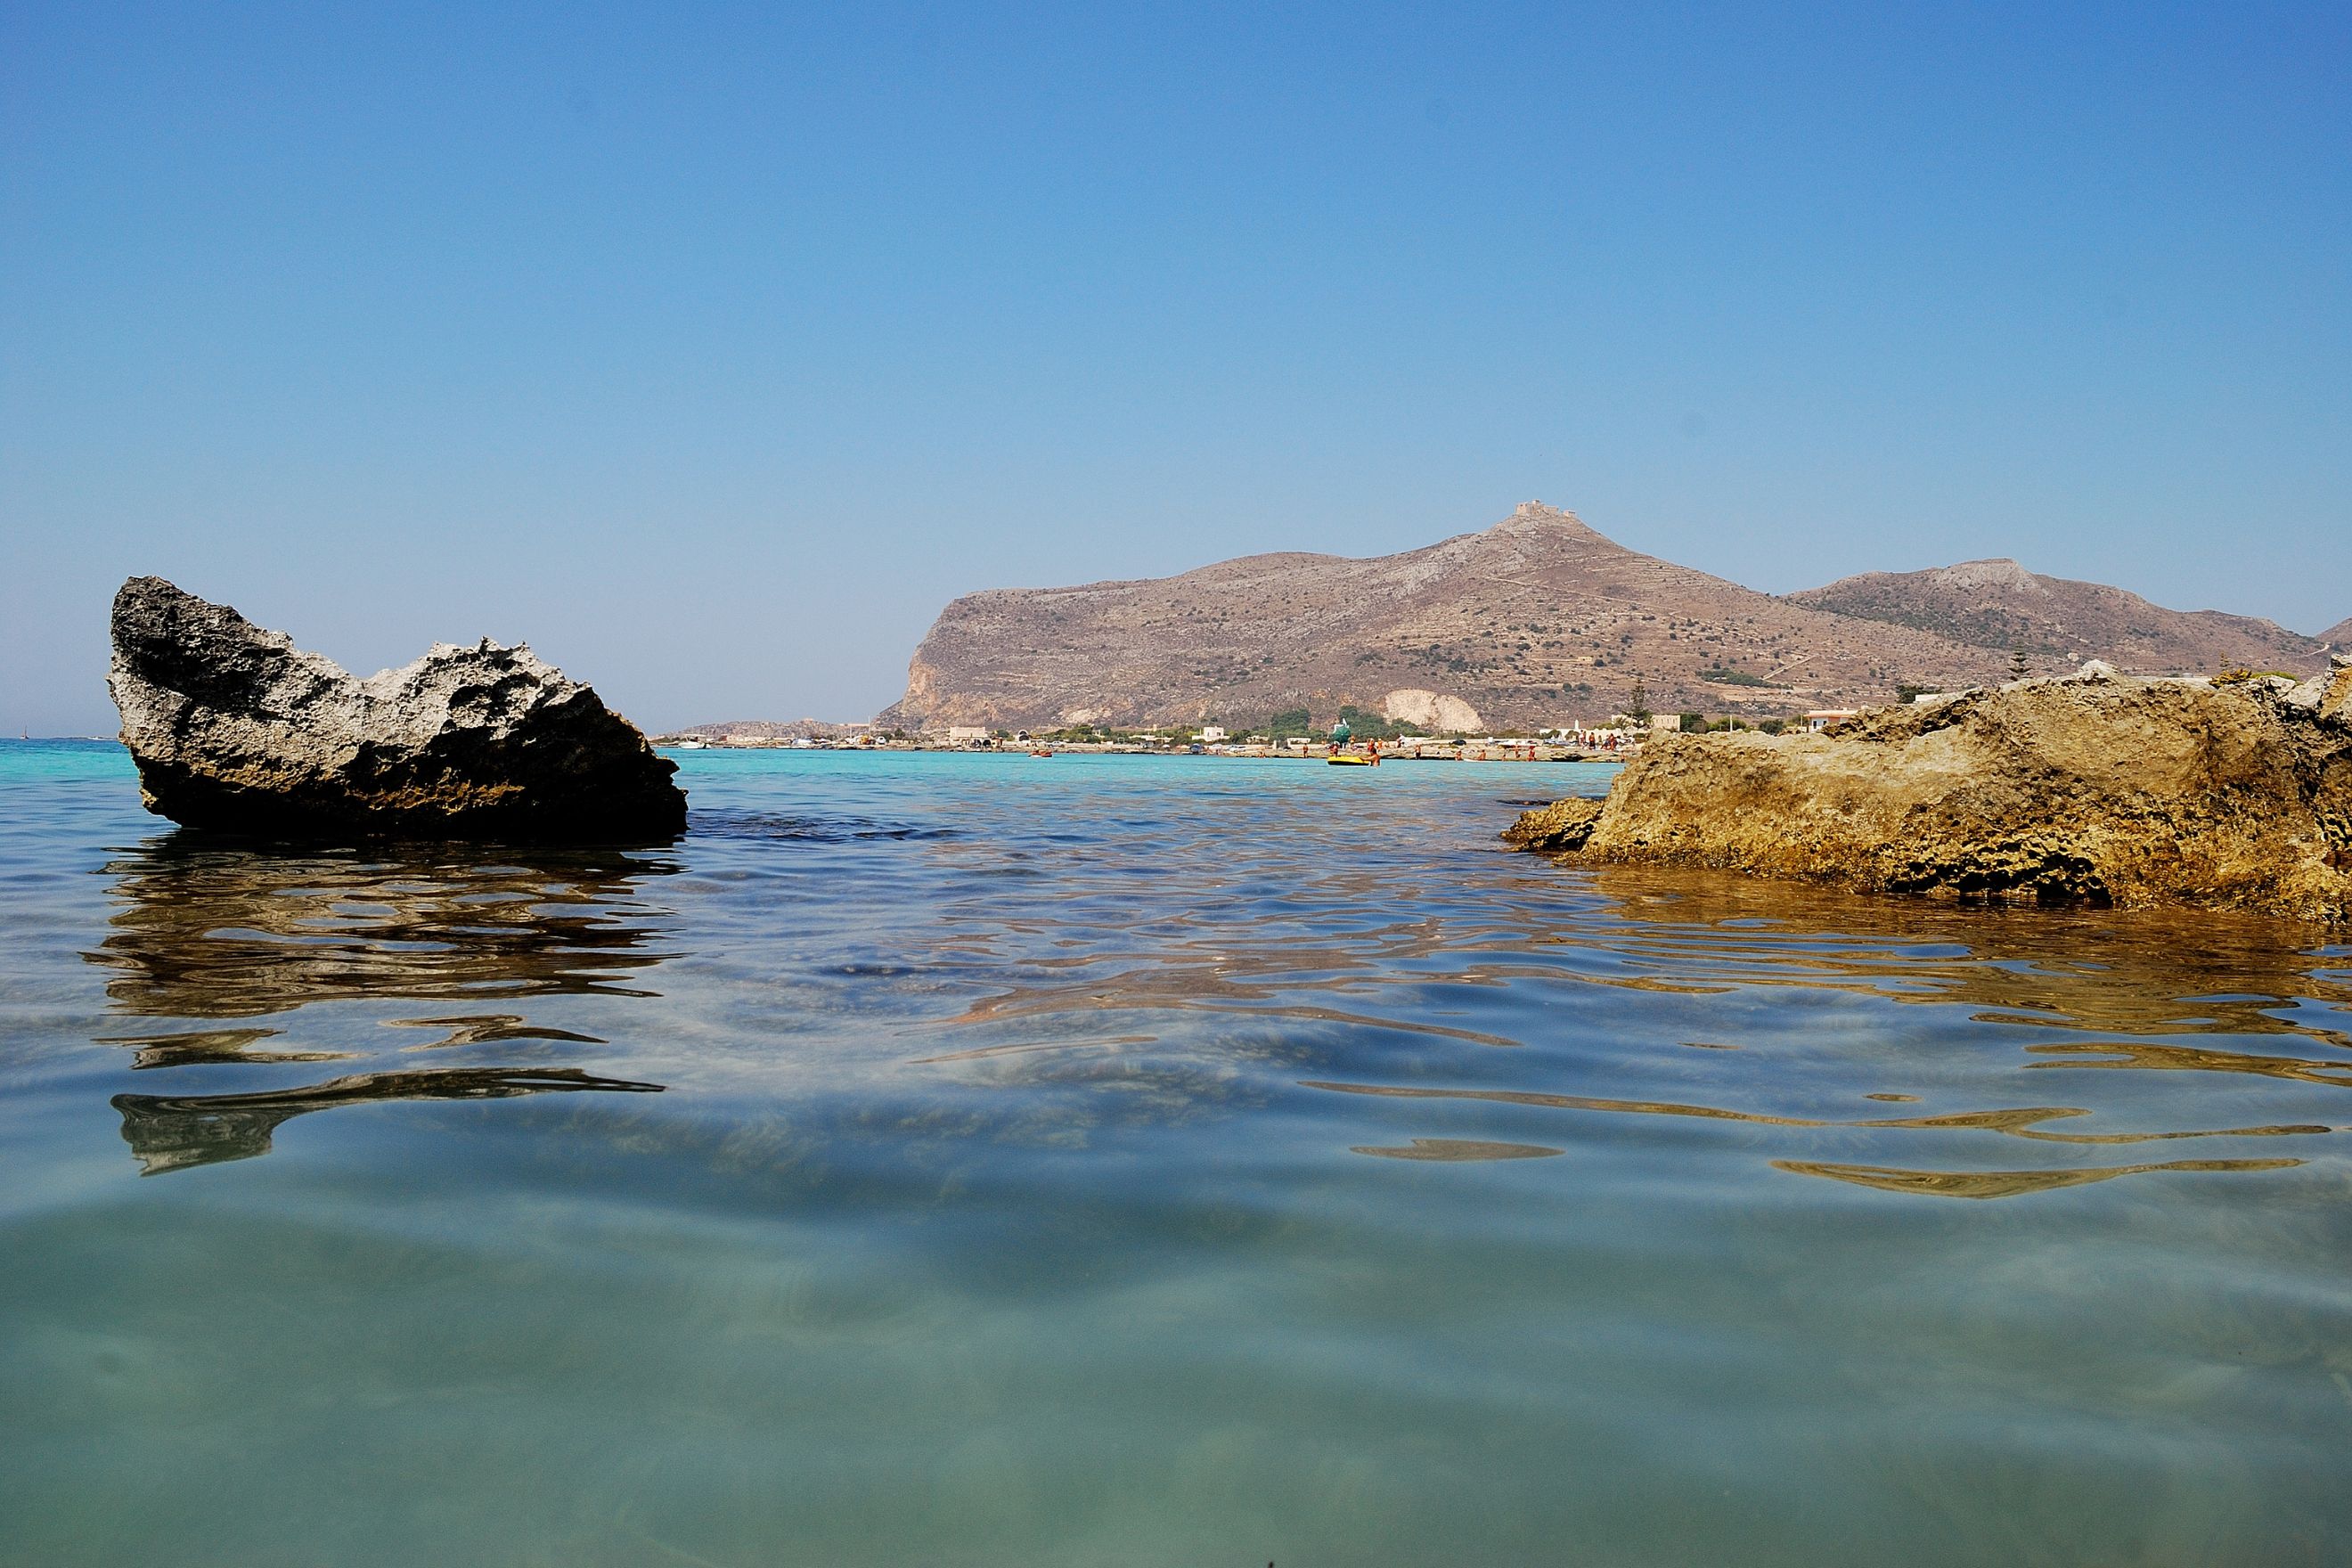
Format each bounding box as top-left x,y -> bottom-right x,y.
1379,688 -> 1482,734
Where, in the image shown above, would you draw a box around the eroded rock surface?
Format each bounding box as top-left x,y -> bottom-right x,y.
1507,660 -> 2352,923
1380,688 -> 1483,734
1501,796 -> 1605,853
109,576 -> 685,841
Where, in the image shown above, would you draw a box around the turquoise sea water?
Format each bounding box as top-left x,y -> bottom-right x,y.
3,739 -> 2350,1565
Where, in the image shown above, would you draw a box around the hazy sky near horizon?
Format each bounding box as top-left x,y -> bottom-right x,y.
4,2 -> 2348,733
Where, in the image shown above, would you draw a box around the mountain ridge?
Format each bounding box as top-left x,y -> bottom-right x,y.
878,504 -> 2333,733
1788,559 -> 2322,674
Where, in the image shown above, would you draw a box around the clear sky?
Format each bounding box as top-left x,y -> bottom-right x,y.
4,2 -> 2347,734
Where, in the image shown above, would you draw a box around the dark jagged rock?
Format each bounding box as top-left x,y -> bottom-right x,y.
108,576 -> 686,842
1500,796 -> 1605,853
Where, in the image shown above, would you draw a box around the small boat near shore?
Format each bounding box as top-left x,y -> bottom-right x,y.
1327,754 -> 1377,766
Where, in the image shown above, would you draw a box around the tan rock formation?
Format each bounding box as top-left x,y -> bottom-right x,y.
1507,661 -> 2352,923
1379,688 -> 1482,733
2310,657 -> 2352,718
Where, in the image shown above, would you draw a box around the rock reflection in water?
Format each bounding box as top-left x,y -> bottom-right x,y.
385,1015 -> 608,1050
1307,1079 -> 2330,1195
926,860 -> 2352,1069
1352,1138 -> 1564,1162
1579,867 -> 2352,1044
1303,1079 -> 2332,1146
912,850 -> 2349,1200
96,1026 -> 355,1071
2026,1038 -> 2352,1085
85,834 -> 679,1174
84,834 -> 681,1018
1775,1157 -> 2304,1199
113,1066 -> 666,1175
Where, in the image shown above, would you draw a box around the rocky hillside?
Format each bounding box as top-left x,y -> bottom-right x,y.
1789,558 -> 2323,674
878,504 -> 2326,734
2323,617 -> 2352,650
879,504 -> 1997,732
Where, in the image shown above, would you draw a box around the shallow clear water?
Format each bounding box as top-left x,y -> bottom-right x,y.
4,739 -> 2350,1565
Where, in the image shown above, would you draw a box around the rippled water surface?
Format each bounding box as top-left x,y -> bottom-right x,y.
4,739 -> 2351,1565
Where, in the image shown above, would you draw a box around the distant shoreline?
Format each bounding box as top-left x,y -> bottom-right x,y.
0,736 -> 1627,764
658,739 -> 1627,764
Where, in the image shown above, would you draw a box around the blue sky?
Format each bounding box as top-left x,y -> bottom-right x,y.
4,2 -> 2347,732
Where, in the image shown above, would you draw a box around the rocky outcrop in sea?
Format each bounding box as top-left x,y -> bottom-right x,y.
1508,659 -> 2352,923
108,576 -> 686,842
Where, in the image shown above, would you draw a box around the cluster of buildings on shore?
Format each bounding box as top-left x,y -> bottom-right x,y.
660,708 -> 1866,760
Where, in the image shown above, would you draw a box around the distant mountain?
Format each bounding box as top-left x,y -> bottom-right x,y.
880,503 -> 2029,733
657,717 -> 866,741
1788,558 -> 2323,674
878,507 -> 2329,734
2321,617 -> 2352,650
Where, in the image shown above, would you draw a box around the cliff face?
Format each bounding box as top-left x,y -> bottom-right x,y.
1508,660 -> 2352,925
1789,559 -> 2324,674
880,504 -> 2013,732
